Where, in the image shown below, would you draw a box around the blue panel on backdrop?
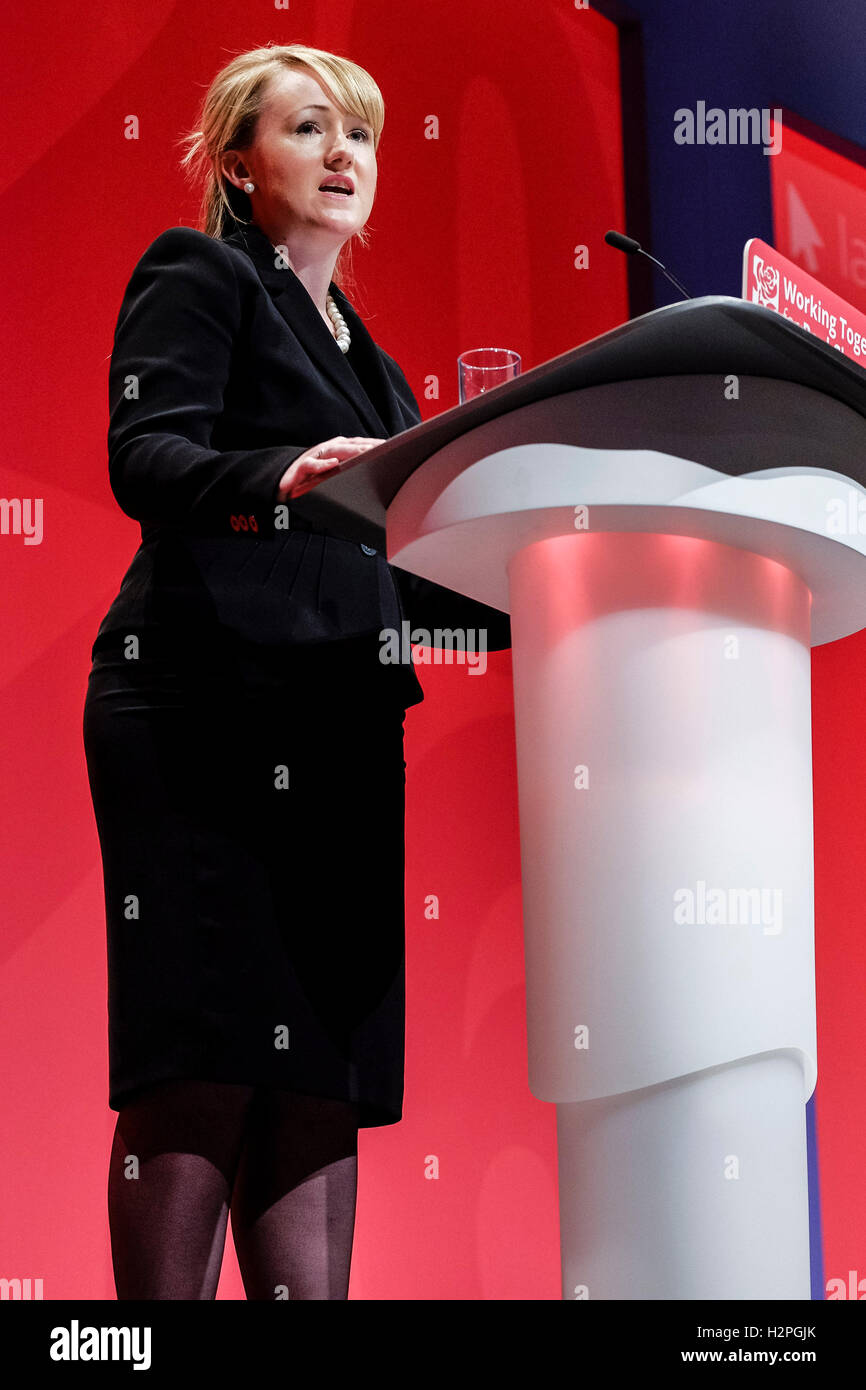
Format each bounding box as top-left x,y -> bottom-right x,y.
807,1096 -> 825,1298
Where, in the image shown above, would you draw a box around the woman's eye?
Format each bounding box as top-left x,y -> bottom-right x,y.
296,121 -> 370,142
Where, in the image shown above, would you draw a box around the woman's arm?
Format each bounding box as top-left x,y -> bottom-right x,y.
106,226 -> 306,537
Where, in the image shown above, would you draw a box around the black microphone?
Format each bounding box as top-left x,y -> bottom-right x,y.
604,230 -> 693,301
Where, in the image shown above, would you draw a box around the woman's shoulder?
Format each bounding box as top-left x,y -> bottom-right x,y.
127,225 -> 261,284
132,224 -> 233,266
118,226 -> 265,308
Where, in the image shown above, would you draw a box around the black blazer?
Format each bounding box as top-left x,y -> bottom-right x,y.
95,218 -> 510,705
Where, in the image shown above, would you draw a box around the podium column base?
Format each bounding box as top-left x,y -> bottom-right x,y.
555,1051 -> 811,1300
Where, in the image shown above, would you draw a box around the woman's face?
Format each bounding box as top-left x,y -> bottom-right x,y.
233,66 -> 377,249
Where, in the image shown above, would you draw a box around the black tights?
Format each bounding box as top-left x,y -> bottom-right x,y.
108,1079 -> 359,1300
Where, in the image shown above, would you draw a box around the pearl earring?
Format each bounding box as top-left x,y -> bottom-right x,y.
244,182 -> 255,194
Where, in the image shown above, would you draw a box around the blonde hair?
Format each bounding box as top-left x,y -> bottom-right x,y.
178,42 -> 385,290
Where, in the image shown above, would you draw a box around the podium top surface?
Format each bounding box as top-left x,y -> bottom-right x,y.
293,295 -> 866,547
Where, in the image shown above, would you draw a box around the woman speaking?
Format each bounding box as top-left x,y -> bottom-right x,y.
82,41 -> 510,1300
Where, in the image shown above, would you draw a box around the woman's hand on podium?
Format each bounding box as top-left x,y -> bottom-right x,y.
277,436 -> 386,500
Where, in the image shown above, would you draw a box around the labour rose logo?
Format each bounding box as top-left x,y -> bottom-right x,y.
752,258 -> 780,310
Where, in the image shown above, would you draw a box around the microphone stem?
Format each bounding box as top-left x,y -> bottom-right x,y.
642,249 -> 692,301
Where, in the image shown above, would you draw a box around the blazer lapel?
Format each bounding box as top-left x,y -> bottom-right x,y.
222,220 -> 396,438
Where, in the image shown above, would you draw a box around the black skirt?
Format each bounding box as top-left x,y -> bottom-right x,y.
82,624 -> 409,1128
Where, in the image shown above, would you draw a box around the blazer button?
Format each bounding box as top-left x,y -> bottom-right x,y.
360,543 -> 377,555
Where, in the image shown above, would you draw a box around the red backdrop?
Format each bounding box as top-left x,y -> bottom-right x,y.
1,1 -> 860,1299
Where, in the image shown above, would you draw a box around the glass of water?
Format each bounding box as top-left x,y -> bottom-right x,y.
457,347 -> 521,403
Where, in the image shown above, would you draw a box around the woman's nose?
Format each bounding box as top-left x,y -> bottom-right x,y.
326,133 -> 353,160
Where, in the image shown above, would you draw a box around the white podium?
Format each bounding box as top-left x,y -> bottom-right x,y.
297,297 -> 866,1299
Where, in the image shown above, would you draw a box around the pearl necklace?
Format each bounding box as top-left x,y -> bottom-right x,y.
262,232 -> 351,352
325,293 -> 351,353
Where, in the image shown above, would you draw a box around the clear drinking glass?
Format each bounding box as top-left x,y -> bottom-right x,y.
457,347 -> 521,403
